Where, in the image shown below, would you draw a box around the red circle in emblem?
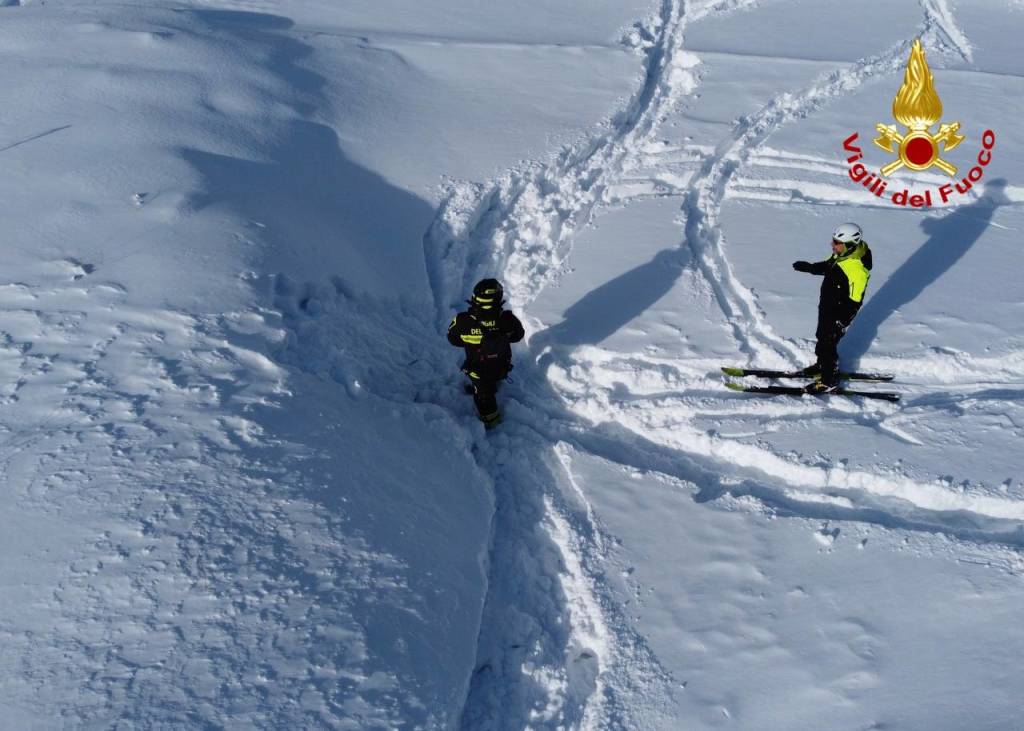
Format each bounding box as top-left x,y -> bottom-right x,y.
905,136 -> 935,166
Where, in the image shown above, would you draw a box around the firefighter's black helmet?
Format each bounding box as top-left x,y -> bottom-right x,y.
471,279 -> 504,310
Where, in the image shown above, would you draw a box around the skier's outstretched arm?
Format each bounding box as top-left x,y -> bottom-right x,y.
792,259 -> 830,275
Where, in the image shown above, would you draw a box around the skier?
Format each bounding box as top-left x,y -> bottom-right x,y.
792,223 -> 872,394
447,278 -> 525,428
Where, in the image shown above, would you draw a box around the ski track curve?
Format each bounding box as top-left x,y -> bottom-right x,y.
514,0 -> 1012,528
539,0 -> 1024,548
502,349 -> 1024,550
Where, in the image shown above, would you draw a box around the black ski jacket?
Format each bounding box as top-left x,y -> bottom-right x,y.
795,242 -> 872,325
447,307 -> 525,377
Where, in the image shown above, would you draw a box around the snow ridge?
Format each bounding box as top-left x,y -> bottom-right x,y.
920,0 -> 973,62
456,430 -> 610,730
455,416 -> 674,729
258,276 -> 672,729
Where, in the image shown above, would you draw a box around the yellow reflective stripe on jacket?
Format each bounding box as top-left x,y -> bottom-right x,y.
838,259 -> 870,303
461,334 -> 482,345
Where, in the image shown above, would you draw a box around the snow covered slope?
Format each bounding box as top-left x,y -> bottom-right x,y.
2,0 -> 1024,728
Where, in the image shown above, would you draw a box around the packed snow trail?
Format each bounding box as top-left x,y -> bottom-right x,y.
504,0 -> 1015,527
679,0 -> 972,365
455,429 -> 672,731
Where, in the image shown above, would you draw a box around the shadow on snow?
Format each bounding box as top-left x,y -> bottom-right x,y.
842,178 -> 1010,367
532,246 -> 691,349
182,9 -> 435,299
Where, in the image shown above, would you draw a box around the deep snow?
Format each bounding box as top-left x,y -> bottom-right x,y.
2,0 -> 1023,728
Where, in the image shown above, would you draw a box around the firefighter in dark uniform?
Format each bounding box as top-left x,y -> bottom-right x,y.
447,279 -> 525,428
792,223 -> 872,393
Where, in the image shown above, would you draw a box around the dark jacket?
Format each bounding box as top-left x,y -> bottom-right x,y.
447,306 -> 525,378
797,242 -> 872,324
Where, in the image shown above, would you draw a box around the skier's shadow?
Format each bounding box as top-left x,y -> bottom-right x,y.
842,178 -> 1009,368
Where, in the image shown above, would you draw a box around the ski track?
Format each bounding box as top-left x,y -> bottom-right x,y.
454,430 -> 671,731
538,353 -> 1024,527
425,0 -> 1019,725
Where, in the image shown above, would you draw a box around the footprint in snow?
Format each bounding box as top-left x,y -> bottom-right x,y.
815,523 -> 841,549
62,258 -> 96,281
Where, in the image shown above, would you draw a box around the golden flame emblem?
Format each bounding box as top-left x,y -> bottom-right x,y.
874,39 -> 965,176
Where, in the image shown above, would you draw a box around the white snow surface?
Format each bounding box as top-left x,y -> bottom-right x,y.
1,0 -> 1023,728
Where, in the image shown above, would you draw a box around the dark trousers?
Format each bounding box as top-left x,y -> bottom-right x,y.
814,314 -> 854,383
469,379 -> 499,419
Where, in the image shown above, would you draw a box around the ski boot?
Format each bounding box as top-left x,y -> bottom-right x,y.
798,363 -> 822,377
804,381 -> 839,395
480,410 -> 502,430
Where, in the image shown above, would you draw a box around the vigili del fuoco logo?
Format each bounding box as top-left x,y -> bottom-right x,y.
840,39 -> 995,208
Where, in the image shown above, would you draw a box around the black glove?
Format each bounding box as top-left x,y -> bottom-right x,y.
792,261 -> 812,272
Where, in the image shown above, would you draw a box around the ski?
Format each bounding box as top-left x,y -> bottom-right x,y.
721,366 -> 894,382
725,381 -> 900,402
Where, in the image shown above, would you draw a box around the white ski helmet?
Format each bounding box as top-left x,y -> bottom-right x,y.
832,222 -> 863,248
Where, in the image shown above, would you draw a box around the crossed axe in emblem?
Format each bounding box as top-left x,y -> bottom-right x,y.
873,122 -> 965,176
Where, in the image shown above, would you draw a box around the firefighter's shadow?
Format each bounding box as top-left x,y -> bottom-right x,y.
842,178 -> 1009,367
531,247 -> 689,350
